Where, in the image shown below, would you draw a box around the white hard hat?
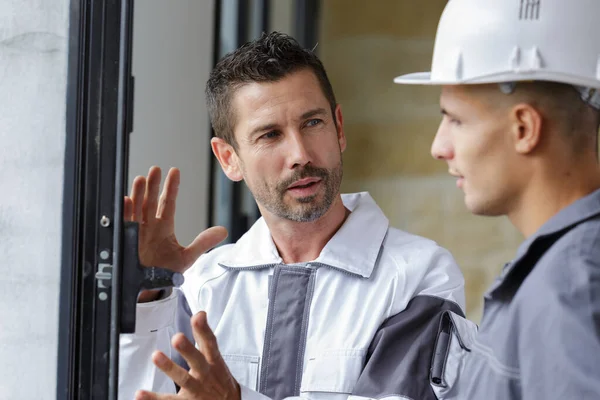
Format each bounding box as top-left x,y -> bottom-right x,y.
393,0 -> 600,109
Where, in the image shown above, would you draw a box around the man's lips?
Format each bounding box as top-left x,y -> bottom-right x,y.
287,177 -> 322,189
448,170 -> 464,188
448,169 -> 462,178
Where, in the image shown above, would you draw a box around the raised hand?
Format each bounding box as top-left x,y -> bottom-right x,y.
123,166 -> 228,301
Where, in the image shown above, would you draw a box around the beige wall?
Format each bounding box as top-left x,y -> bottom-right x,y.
319,0 -> 523,322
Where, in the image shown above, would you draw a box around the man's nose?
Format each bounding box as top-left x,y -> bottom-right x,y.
286,130 -> 312,168
431,123 -> 454,161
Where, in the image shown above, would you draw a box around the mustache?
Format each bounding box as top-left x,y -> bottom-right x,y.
278,165 -> 329,191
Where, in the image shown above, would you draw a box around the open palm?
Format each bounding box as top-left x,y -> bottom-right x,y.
124,167 -> 227,291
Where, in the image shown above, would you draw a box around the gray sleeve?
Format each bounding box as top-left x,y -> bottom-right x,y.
351,295 -> 465,400
517,242 -> 600,399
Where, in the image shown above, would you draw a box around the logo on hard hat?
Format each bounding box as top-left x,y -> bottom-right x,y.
520,0 -> 541,20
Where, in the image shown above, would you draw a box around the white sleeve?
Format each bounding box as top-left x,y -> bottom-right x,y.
239,384 -> 313,400
240,383 -> 272,400
413,244 -> 466,312
118,290 -> 186,399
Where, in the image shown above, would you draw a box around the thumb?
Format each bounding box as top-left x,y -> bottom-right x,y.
182,226 -> 228,268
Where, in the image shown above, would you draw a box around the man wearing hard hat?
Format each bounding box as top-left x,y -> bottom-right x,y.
395,0 -> 600,399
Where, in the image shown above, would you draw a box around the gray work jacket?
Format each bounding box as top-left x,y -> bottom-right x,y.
437,188 -> 600,400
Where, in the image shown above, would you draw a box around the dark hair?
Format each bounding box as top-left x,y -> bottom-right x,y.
205,31 -> 337,147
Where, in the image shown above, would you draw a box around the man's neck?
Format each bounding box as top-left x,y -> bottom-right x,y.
509,158 -> 600,238
263,195 -> 350,264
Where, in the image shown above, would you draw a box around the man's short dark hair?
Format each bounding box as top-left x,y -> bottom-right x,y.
205,31 -> 337,147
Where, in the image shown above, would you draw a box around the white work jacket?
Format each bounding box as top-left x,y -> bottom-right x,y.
119,192 -> 466,400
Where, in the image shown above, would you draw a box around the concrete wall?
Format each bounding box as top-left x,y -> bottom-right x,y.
0,0 -> 68,398
319,0 -> 523,322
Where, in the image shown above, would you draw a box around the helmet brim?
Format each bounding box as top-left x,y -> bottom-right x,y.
394,71 -> 600,88
393,72 -> 436,85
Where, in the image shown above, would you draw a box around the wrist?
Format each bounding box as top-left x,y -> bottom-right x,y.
137,289 -> 162,303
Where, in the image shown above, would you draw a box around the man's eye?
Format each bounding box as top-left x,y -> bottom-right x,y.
305,119 -> 322,127
443,115 -> 461,126
260,131 -> 280,140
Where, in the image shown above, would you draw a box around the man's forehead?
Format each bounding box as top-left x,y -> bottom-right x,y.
233,83 -> 327,120
440,84 -> 501,109
439,85 -> 465,109
441,84 -> 473,100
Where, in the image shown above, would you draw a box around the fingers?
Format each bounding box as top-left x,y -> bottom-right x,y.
182,226 -> 228,268
171,332 -> 209,373
130,176 -> 146,222
123,196 -> 133,221
156,168 -> 180,219
143,166 -> 162,223
151,349 -> 200,393
192,311 -> 222,364
134,390 -> 177,400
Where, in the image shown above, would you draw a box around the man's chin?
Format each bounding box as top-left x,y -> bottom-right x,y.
465,196 -> 505,217
295,194 -> 319,204
283,187 -> 321,203
280,199 -> 329,222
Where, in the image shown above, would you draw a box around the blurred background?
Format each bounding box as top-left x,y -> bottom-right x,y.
1,1 -> 523,398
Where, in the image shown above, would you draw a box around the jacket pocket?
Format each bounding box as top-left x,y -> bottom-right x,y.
222,354 -> 260,391
300,349 -> 366,394
430,311 -> 478,399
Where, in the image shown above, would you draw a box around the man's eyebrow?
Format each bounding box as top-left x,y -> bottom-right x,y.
440,107 -> 456,118
250,123 -> 278,137
300,108 -> 328,120
248,108 -> 329,137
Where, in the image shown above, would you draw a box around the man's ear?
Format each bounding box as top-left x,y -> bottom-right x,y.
211,137 -> 243,182
510,103 -> 543,155
334,104 -> 347,153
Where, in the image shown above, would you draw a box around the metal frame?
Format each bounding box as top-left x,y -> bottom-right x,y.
294,0 -> 320,49
57,0 -> 134,398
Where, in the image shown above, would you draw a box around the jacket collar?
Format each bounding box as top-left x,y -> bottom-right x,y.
217,192 -> 389,278
514,188 -> 600,261
486,188 -> 600,298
